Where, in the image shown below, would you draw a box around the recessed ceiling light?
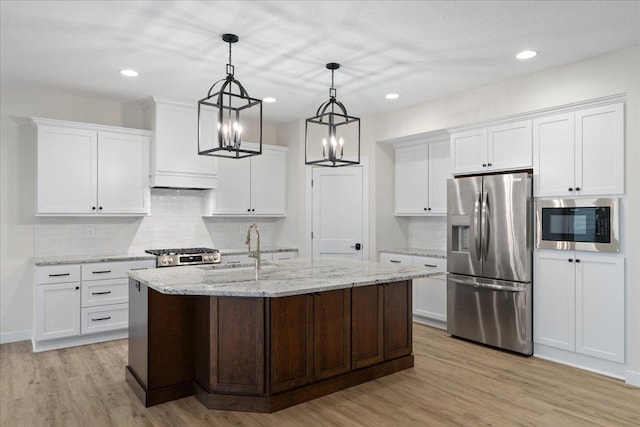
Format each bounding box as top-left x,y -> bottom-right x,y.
120,69 -> 139,77
385,93 -> 399,100
263,97 -> 276,103
516,50 -> 538,60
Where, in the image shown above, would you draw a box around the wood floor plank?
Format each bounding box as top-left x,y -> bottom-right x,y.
1,325 -> 639,426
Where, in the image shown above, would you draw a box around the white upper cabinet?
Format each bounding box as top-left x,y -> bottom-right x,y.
34,118 -> 150,216
142,97 -> 218,189
395,139 -> 449,216
450,120 -> 532,175
533,103 -> 624,197
208,144 -> 287,216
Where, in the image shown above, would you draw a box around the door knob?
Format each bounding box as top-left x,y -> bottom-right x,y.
350,243 -> 362,250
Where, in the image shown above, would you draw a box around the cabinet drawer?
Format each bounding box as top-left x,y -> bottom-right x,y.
412,256 -> 447,277
272,251 -> 298,261
220,254 -> 253,265
81,303 -> 128,334
81,278 -> 128,307
36,264 -> 81,284
379,253 -> 413,266
81,259 -> 155,281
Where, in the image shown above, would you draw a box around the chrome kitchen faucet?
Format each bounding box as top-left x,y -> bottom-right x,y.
245,223 -> 261,271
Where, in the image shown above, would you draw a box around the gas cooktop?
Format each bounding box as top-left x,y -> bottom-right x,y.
145,247 -> 221,267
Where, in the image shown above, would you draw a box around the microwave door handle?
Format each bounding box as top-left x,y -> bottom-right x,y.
474,191 -> 482,261
481,191 -> 489,261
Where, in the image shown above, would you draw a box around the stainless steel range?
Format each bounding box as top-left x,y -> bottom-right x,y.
145,247 -> 221,267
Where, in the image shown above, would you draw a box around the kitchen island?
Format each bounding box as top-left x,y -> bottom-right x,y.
126,258 -> 440,412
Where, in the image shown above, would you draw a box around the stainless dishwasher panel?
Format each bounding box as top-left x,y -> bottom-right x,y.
447,274 -> 532,355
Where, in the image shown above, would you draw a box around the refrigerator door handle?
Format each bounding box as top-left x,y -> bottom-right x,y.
449,277 -> 526,293
474,191 -> 482,261
481,191 -> 489,261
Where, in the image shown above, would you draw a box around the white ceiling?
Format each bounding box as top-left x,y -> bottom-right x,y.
1,1 -> 639,123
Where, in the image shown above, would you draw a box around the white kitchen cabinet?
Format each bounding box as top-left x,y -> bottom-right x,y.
36,281 -> 81,341
34,259 -> 155,351
220,251 -> 298,265
272,251 -> 298,261
208,144 -> 288,216
412,256 -> 447,328
395,139 -> 449,215
142,97 -> 218,189
34,118 -> 150,215
450,120 -> 532,175
533,103 -> 624,197
534,250 -> 624,363
379,252 -> 413,266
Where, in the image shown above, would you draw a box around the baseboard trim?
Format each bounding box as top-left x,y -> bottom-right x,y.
625,369 -> 640,387
0,330 -> 32,345
32,330 -> 127,352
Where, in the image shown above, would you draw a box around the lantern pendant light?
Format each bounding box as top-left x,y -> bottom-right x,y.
198,33 -> 262,159
305,63 -> 360,167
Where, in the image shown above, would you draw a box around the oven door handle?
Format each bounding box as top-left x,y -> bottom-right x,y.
449,277 -> 525,293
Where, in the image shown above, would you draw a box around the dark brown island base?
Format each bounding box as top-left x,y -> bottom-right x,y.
125,258 -> 439,412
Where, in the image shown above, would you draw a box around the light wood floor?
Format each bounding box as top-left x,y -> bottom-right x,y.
2,325 -> 638,426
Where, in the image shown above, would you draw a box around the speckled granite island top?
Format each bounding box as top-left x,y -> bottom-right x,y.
129,257 -> 441,298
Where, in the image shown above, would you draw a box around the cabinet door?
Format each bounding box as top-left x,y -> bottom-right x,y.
427,140 -> 450,214
412,257 -> 447,324
313,290 -> 351,380
212,158 -> 251,214
533,251 -> 575,351
575,255 -> 625,363
97,132 -> 150,214
450,128 -> 487,175
37,125 -> 97,214
251,147 -> 287,215
487,120 -> 532,171
352,285 -> 384,369
395,144 -> 428,215
379,252 -> 413,266
533,113 -> 575,197
35,282 -> 81,340
153,101 -> 217,177
270,294 -> 313,393
576,103 -> 624,196
383,281 -> 412,360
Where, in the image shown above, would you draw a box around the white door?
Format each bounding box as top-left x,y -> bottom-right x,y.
487,119 -> 532,171
533,113 -> 575,197
395,144 -> 428,215
312,166 -> 365,260
450,128 -> 487,175
36,282 -> 81,341
97,132 -> 150,214
427,139 -> 450,214
212,158 -> 251,215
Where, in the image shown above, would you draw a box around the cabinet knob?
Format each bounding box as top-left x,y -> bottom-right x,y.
568,259 -> 573,262
575,259 -> 581,263
487,163 -> 492,167
428,207 -> 432,211
482,163 -> 487,167
568,187 -> 574,192
247,208 -> 251,212
252,209 -> 255,212
423,207 -> 427,211
92,206 -> 96,210
98,206 -> 103,210
575,187 -> 581,192
75,286 -> 80,290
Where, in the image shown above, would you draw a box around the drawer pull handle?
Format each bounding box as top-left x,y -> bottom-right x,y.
91,291 -> 111,295
278,257 -> 291,260
390,260 -> 401,263
49,273 -> 71,277
424,264 -> 437,268
92,270 -> 112,274
130,267 -> 148,271
91,316 -> 111,322
227,261 -> 241,264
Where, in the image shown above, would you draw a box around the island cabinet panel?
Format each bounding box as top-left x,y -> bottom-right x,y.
194,297 -> 265,395
270,294 -> 314,393
351,285 -> 384,369
313,289 -> 352,380
126,280 -> 194,407
383,281 -> 413,360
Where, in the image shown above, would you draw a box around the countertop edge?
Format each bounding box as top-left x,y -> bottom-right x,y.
379,248 -> 447,259
34,254 -> 156,266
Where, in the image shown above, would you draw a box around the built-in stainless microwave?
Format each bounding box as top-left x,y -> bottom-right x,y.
536,198 -> 619,252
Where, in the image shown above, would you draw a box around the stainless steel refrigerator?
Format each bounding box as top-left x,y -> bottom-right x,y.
447,172 -> 533,355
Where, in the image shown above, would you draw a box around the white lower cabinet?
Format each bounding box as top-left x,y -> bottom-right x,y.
34,259 -> 155,352
36,281 -> 81,341
379,252 -> 447,328
534,250 -> 625,364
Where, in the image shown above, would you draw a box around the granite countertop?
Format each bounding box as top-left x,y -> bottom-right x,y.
129,257 -> 442,298
379,248 -> 447,259
33,253 -> 156,266
220,246 -> 298,256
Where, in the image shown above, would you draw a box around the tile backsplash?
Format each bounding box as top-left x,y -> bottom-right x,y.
34,189 -> 284,256
407,216 -> 447,250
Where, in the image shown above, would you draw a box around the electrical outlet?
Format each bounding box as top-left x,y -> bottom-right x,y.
87,227 -> 95,238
